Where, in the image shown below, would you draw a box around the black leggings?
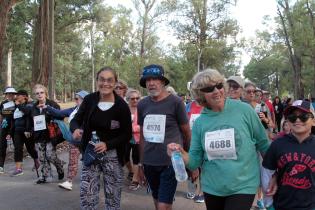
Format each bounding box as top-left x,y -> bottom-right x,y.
124,143 -> 140,164
13,132 -> 38,162
204,192 -> 255,210
0,128 -> 10,167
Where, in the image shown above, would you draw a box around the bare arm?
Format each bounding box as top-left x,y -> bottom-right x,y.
180,123 -> 191,152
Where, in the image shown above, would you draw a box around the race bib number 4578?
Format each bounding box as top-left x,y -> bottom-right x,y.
143,114 -> 166,143
205,128 -> 237,160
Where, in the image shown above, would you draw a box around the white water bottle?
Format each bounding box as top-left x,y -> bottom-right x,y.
171,151 -> 188,182
91,131 -> 100,143
187,177 -> 197,195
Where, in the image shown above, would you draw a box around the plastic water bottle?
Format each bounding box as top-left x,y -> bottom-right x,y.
91,131 -> 100,143
171,151 -> 188,182
187,177 -> 197,195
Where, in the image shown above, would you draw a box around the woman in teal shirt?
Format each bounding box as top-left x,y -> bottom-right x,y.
168,69 -> 269,210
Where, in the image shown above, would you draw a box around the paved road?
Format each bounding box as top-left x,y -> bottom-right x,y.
0,149 -> 206,210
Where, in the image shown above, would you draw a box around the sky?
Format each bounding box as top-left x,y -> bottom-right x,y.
107,0 -> 278,71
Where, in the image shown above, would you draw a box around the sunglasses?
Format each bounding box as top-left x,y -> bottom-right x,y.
200,83 -> 224,93
74,97 -> 79,101
35,91 -> 45,95
130,97 -> 140,101
287,113 -> 314,123
115,86 -> 126,90
246,89 -> 256,94
229,83 -> 240,90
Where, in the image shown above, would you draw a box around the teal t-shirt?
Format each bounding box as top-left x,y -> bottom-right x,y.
187,98 -> 269,196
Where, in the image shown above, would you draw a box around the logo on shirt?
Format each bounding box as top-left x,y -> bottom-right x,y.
282,164 -> 311,189
110,120 -> 120,129
278,152 -> 315,190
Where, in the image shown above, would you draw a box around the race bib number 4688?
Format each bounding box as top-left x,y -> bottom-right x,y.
205,128 -> 237,160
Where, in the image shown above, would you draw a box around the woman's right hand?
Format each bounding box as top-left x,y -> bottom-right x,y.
73,129 -> 83,140
167,143 -> 182,156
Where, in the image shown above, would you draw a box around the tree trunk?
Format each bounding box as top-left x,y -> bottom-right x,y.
6,47 -> 12,87
31,0 -> 51,89
277,2 -> 304,99
306,0 -> 315,98
0,0 -> 17,80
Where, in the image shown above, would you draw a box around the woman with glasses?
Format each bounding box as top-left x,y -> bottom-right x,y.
114,79 -> 128,99
167,69 -> 269,210
40,90 -> 89,190
125,88 -> 142,191
70,67 -> 132,209
30,84 -> 65,184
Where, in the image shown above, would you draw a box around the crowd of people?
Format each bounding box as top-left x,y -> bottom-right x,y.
0,64 -> 314,210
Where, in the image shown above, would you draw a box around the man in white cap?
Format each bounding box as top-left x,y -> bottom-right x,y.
137,64 -> 191,210
0,87 -> 17,173
226,76 -> 244,100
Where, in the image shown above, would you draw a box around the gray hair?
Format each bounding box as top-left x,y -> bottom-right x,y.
126,88 -> 141,101
190,69 -> 226,106
166,86 -> 177,95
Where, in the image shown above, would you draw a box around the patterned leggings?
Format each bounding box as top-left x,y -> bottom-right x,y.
67,144 -> 80,181
36,142 -> 64,179
80,150 -> 123,210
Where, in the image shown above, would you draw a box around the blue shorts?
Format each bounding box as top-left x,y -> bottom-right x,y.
144,165 -> 177,204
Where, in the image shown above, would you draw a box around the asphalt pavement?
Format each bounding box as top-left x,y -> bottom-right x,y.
0,147 -> 206,210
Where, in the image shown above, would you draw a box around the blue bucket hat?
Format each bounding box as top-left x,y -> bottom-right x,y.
139,64 -> 170,88
75,90 -> 89,99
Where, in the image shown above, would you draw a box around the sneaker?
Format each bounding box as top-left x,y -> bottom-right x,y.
129,182 -> 140,191
0,167 -> 4,174
11,169 -> 23,177
194,195 -> 205,203
257,199 -> 266,210
36,178 -> 47,184
58,180 -> 72,191
186,192 -> 195,200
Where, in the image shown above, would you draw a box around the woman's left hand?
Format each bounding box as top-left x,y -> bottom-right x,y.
94,142 -> 107,153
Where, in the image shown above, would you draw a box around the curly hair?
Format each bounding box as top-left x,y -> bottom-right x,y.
190,69 -> 226,106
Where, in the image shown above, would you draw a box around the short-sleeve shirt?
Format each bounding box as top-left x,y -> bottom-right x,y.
262,134 -> 315,210
137,94 -> 188,166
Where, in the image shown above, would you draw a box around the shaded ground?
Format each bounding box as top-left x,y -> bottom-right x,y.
0,146 -> 206,210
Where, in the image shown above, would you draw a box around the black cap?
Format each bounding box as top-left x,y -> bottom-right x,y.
16,90 -> 28,97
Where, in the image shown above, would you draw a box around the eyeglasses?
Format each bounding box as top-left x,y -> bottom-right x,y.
287,113 -> 314,123
74,97 -> 79,101
35,91 -> 45,95
97,77 -> 115,84
246,89 -> 256,94
200,83 -> 224,93
229,83 -> 240,90
130,97 -> 140,101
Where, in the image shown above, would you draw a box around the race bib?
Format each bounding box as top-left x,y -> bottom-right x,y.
205,128 -> 237,160
189,114 -> 200,130
13,108 -> 24,119
33,115 -> 46,131
143,114 -> 166,143
3,101 -> 15,110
